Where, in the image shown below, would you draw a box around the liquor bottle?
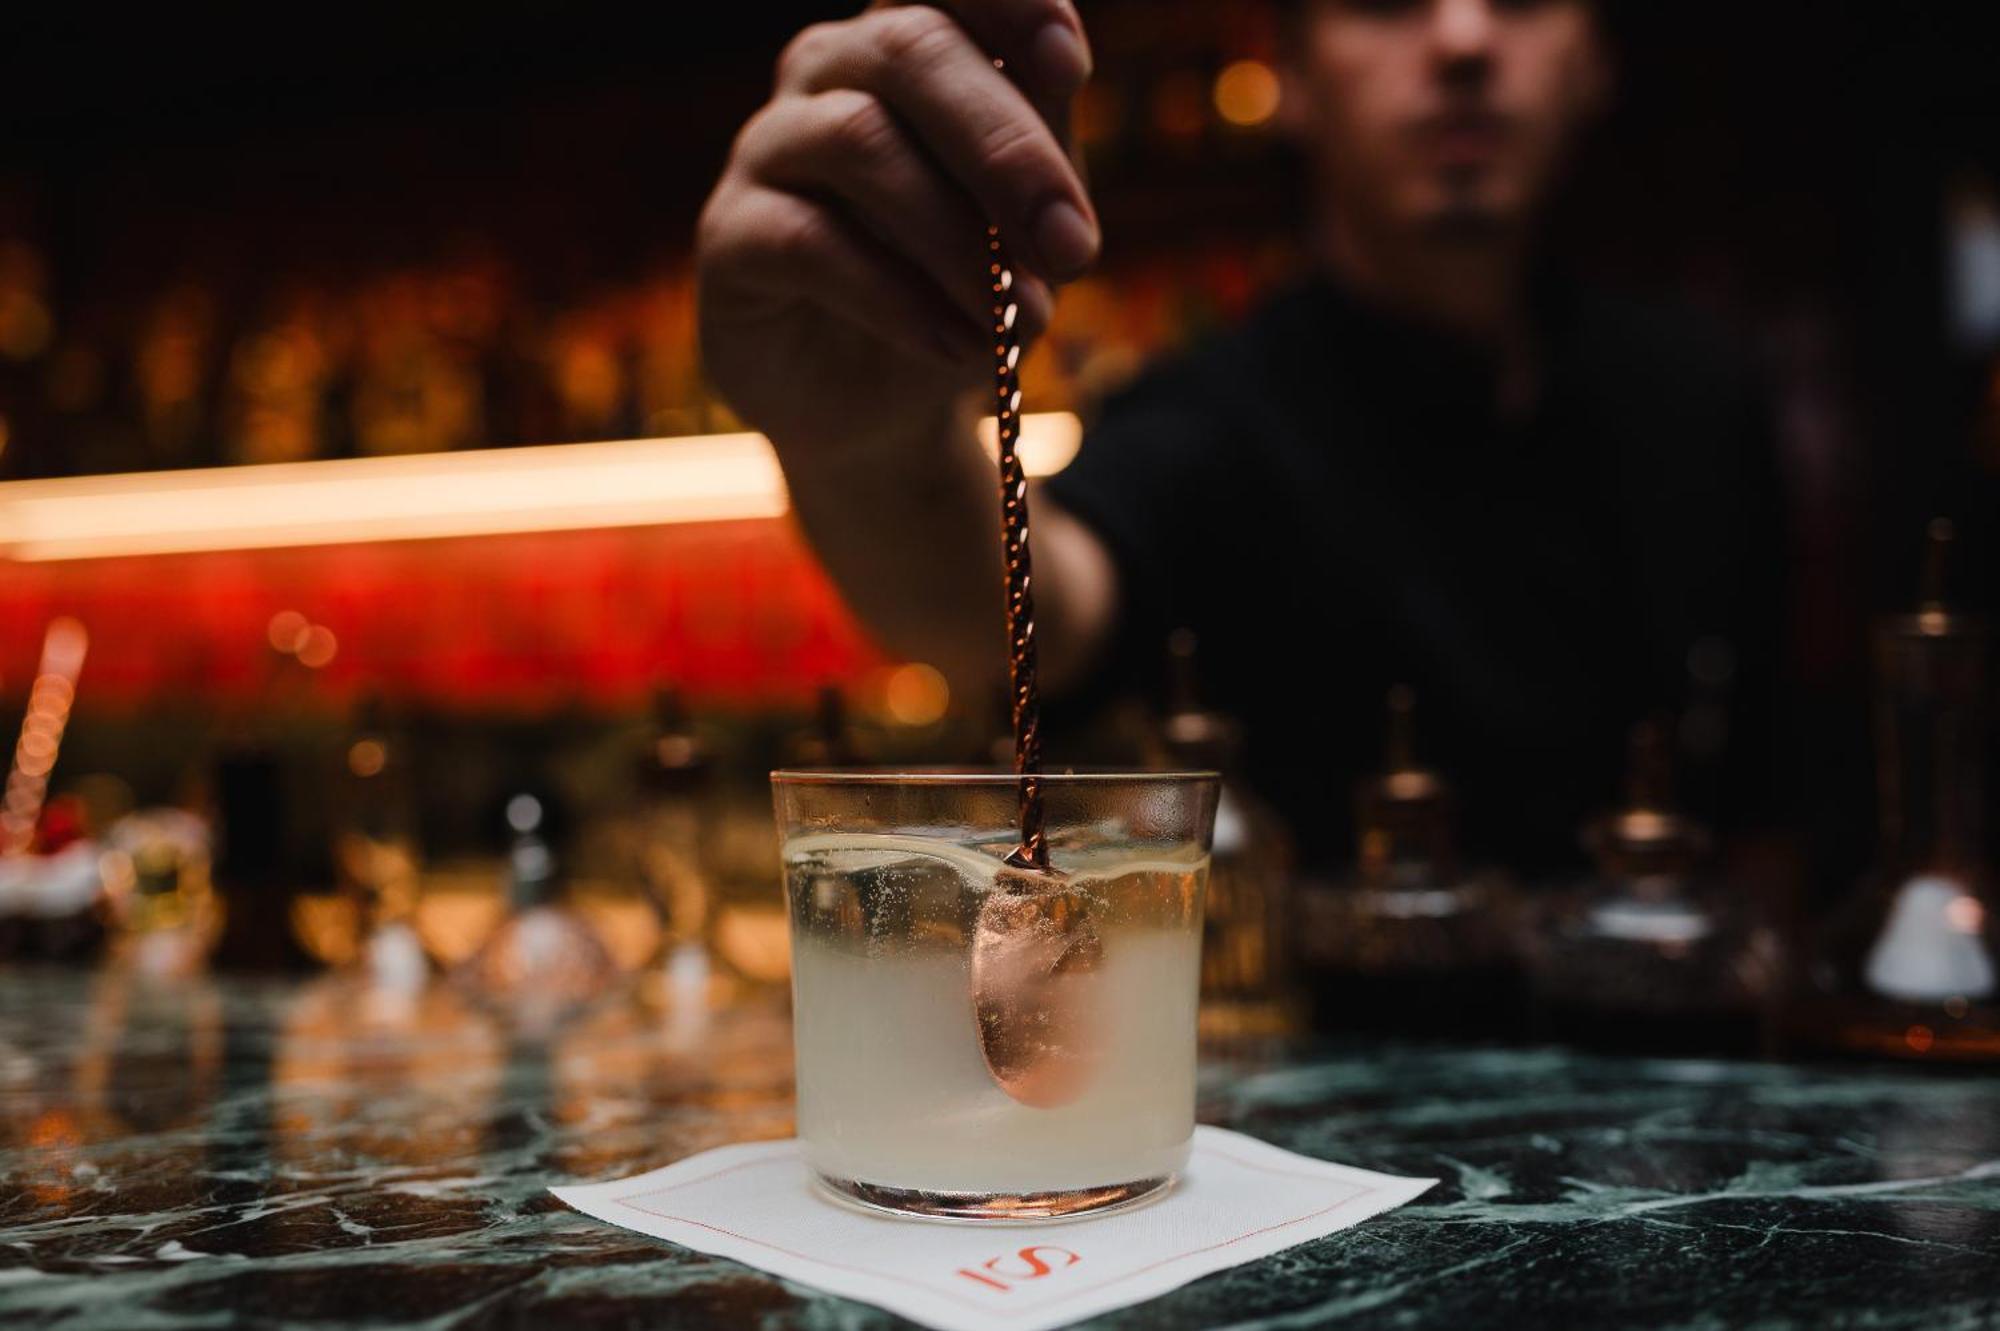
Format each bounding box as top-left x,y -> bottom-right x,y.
290,696 -> 429,985
628,688 -> 713,960
1298,687 -> 1525,1039
97,807 -> 220,977
1530,722 -> 1779,1055
0,795 -> 104,962
460,781 -> 618,1036
1796,520 -> 1999,1060
786,685 -> 860,769
701,696 -> 822,991
208,744 -> 318,971
208,639 -> 321,972
1153,630 -> 1299,1037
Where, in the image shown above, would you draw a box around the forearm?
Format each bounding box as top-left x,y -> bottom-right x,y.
695,0 -> 1105,700
775,399 -> 1115,700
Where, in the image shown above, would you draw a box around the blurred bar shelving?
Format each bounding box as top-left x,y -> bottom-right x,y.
0,415 -> 1078,709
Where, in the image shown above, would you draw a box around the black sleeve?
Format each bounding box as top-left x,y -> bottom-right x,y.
1719,372 -> 1789,840
1043,360 -> 1240,708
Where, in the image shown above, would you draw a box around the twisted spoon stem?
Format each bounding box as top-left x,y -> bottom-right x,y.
988,226 -> 1047,870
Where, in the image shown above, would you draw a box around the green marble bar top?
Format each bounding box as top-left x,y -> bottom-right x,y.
2,966 -> 1996,1329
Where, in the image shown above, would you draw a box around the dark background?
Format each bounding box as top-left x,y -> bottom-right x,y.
3,1 -> 1999,888
4,1 -> 1997,574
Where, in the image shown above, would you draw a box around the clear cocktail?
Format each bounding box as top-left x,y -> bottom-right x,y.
773,771 -> 1217,1220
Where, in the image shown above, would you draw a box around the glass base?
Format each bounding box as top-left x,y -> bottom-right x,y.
814,1171 -> 1176,1222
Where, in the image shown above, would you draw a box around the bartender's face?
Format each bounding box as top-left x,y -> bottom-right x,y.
1291,0 -> 1606,241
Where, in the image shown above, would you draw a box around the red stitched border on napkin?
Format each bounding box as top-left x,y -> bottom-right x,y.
608,1140 -> 1384,1318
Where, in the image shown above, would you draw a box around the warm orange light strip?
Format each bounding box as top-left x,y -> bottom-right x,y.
0,415 -> 1082,562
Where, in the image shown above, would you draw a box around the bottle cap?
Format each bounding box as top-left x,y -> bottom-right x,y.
1354,686 -> 1457,883
1884,517 -> 1989,642
1160,628 -> 1242,770
1583,721 -> 1710,877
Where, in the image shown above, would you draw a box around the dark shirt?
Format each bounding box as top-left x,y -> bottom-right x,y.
1046,275 -> 1784,879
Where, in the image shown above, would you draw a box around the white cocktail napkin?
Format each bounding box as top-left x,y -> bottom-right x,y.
552,1126 -> 1435,1331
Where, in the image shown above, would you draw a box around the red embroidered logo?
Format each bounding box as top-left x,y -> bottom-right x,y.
956,1245 -> 1082,1293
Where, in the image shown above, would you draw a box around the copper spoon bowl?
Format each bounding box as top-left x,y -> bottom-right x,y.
970,864 -> 1106,1109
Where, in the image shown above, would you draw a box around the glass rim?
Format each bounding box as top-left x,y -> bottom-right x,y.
769,766 -> 1220,787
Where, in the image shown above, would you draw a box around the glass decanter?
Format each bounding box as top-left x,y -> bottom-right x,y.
1298,687 -> 1524,1039
1800,520 -> 1999,1061
1531,722 -> 1779,1055
460,783 -> 618,1036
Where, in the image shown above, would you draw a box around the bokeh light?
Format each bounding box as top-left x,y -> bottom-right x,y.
347,739 -> 388,778
1213,60 -> 1281,129
267,609 -> 310,653
883,662 -> 951,727
295,625 -> 338,669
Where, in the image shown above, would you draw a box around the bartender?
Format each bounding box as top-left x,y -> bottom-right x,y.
694,0 -> 1783,875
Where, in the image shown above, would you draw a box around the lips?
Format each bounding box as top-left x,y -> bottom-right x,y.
1413,111 -> 1512,166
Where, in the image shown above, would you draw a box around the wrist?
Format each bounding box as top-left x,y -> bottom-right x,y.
772,394 -> 981,490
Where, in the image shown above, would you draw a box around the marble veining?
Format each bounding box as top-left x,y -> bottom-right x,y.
2,967 -> 1996,1329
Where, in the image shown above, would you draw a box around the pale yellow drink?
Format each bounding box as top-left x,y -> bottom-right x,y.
785,833 -> 1205,1210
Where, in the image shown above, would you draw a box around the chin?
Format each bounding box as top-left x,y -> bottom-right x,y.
1407,177 -> 1523,242
1413,203 -> 1515,243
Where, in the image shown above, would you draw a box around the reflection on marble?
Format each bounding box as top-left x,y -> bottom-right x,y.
2,966 -> 1996,1328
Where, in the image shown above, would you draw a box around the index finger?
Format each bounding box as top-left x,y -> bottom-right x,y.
783,6 -> 1099,281
874,0 -> 1092,106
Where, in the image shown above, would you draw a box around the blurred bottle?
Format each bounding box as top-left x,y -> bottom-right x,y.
1796,520 -> 2000,1061
700,829 -> 792,991
208,744 -> 316,972
548,316 -> 631,443
0,797 -> 104,963
1530,721 -> 1779,1056
1297,687 -> 1525,1040
1152,630 -> 1299,1037
100,808 -> 221,977
696,698 -> 847,993
786,685 -> 861,769
572,688 -> 711,974
635,270 -> 708,437
133,285 -> 215,468
288,696 -> 428,988
350,281 -> 483,456
209,636 -> 330,971
224,308 -> 333,464
460,782 -> 618,1036
636,688 -> 714,929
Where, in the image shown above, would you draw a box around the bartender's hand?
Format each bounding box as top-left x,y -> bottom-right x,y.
696,0 -> 1098,459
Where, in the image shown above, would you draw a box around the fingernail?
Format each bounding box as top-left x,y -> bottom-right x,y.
1031,198 -> 1098,280
1030,21 -> 1091,94
1015,276 -> 1054,338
